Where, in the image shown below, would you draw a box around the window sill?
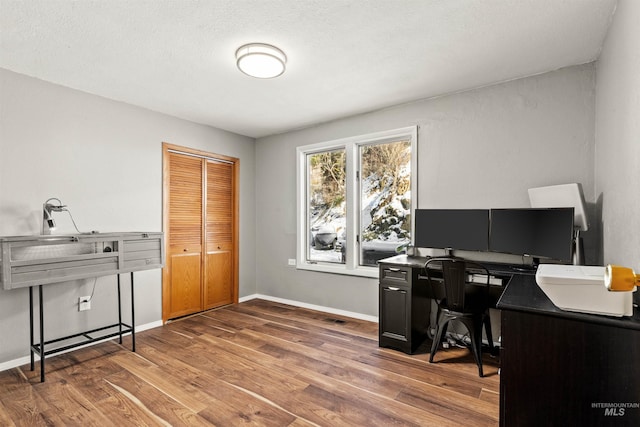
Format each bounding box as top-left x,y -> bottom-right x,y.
296,262 -> 379,279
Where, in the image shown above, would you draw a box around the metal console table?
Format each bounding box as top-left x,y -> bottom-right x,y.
1,232 -> 164,382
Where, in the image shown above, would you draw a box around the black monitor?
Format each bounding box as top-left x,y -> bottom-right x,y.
414,209 -> 490,252
489,208 -> 574,263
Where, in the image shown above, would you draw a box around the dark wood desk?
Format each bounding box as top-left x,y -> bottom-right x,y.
378,256 -> 432,354
378,255 -> 513,354
498,275 -> 640,426
379,255 -> 640,426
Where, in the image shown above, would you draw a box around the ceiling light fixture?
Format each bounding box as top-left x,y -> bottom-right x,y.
236,43 -> 287,79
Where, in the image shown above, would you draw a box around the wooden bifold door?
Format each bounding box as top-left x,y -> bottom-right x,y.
162,143 -> 238,322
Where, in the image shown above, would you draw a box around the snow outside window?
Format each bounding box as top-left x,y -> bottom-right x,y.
296,126 -> 417,278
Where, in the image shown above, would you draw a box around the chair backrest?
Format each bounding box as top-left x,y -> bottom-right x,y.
424,257 -> 490,312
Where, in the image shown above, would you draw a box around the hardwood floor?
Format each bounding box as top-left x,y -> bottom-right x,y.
0,299 -> 500,426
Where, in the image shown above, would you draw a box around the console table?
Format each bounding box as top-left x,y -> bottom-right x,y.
0,232 -> 164,382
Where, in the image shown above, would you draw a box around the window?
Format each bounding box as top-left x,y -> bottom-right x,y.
297,126 -> 417,277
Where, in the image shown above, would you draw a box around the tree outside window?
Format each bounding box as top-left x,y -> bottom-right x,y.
360,140 -> 411,266
307,149 -> 345,263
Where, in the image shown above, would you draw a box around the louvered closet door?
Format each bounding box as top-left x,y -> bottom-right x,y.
166,152 -> 203,318
204,160 -> 234,309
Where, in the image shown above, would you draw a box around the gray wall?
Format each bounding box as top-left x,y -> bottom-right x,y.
595,0 -> 640,279
256,64 -> 597,317
0,68 -> 256,364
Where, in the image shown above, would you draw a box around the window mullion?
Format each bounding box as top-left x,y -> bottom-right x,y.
345,141 -> 358,270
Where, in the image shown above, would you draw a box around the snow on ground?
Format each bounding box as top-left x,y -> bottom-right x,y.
308,165 -> 410,263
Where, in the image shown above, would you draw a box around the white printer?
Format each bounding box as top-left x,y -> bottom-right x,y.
536,264 -> 634,317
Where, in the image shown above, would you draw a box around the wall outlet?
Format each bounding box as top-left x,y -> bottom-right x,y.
288,258 -> 296,266
79,296 -> 91,311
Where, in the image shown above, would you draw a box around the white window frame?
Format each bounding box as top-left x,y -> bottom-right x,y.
296,126 -> 417,278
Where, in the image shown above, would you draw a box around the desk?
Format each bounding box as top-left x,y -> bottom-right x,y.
0,232 -> 164,382
497,274 -> 640,426
379,255 -> 640,425
378,255 -> 514,354
378,256 -> 432,353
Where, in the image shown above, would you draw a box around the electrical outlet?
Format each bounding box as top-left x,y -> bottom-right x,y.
79,296 -> 91,311
288,258 -> 296,266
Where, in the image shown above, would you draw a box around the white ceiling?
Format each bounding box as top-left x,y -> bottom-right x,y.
0,0 -> 617,138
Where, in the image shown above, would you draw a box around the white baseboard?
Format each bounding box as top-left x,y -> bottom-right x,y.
0,355 -> 32,373
240,293 -> 379,323
0,320 -> 163,373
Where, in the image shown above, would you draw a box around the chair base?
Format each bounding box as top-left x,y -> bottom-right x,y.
429,310 -> 494,377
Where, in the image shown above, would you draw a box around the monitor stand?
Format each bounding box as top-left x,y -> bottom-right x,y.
573,229 -> 585,265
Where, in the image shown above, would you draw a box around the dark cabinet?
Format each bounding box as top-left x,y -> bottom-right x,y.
379,262 -> 431,354
498,276 -> 640,427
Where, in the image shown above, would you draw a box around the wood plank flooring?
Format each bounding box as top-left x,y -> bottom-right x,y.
0,299 -> 500,426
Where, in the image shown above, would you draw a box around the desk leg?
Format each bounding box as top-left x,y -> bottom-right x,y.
39,285 -> 44,383
130,272 -> 135,352
29,287 -> 34,371
117,274 -> 122,344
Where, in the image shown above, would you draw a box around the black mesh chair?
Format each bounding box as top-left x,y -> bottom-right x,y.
424,257 -> 495,377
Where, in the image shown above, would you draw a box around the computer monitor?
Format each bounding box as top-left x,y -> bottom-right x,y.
414,209 -> 490,252
489,208 -> 574,263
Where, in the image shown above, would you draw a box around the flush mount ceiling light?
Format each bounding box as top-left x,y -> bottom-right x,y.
236,43 -> 287,79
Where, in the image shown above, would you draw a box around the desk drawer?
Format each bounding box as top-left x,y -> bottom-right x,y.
380,265 -> 410,284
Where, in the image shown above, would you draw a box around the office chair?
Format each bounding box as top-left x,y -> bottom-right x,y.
424,257 -> 495,377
